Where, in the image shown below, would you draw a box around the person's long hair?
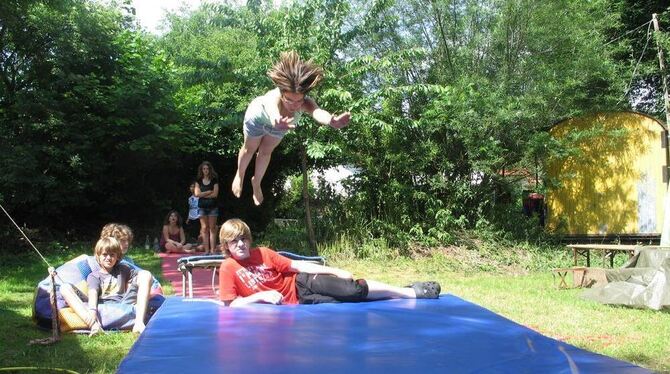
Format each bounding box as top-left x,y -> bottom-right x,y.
163,210 -> 183,228
267,51 -> 323,94
197,161 -> 218,181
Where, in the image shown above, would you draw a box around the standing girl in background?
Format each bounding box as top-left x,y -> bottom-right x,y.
195,161 -> 219,254
231,51 -> 351,205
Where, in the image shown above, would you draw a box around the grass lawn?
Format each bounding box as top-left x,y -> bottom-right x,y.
0,247 -> 668,373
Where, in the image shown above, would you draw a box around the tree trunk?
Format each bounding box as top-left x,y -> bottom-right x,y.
301,145 -> 318,255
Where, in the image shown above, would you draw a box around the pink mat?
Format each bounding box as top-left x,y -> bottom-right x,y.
158,252 -> 219,299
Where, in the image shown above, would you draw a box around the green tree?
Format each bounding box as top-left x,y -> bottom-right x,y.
0,0 -> 184,235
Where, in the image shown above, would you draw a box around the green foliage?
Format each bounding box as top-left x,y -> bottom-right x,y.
1,0 -> 665,248
0,0 -> 187,234
256,222 -> 311,254
289,0 -> 634,247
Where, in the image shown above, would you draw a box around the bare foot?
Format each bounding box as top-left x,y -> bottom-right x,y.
232,174 -> 243,198
89,322 -> 104,337
132,322 -> 145,334
251,176 -> 263,205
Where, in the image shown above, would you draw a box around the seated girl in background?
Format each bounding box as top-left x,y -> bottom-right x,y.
160,210 -> 194,254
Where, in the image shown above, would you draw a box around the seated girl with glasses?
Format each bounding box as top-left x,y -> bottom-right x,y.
232,51 -> 351,205
217,219 -> 441,306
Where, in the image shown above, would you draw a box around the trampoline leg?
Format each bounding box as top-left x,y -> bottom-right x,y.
188,270 -> 193,298
211,267 -> 218,296
181,272 -> 186,297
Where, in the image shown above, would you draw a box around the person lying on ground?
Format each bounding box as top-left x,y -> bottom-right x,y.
217,218 -> 441,306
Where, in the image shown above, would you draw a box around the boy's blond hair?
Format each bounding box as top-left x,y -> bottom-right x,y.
93,237 -> 124,263
219,219 -> 253,256
267,51 -> 323,94
100,223 -> 134,245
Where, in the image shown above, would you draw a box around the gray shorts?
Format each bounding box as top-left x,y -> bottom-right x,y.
70,283 -> 138,305
243,119 -> 288,139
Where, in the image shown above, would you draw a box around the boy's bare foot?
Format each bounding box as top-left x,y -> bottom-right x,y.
232,174 -> 242,198
251,176 -> 263,205
89,322 -> 104,337
132,322 -> 145,334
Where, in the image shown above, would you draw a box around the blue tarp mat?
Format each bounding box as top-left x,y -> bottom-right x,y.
118,295 -> 648,373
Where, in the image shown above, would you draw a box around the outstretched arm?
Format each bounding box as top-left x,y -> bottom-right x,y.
305,98 -> 350,129
290,261 -> 352,279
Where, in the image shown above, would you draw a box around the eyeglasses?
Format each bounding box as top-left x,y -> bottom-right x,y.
226,237 -> 248,247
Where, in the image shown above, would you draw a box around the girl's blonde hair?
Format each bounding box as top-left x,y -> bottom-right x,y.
219,219 -> 253,256
267,51 -> 323,94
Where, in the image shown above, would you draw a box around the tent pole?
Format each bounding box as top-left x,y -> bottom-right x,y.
653,14 -> 670,246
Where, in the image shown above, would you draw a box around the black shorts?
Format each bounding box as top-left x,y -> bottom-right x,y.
295,272 -> 368,304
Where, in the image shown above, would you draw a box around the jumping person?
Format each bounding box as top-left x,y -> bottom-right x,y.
217,219 -> 441,306
231,51 -> 351,205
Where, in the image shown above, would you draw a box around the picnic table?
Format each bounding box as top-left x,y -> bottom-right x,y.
567,244 -> 638,268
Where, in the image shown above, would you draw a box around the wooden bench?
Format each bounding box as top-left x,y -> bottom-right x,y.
551,267 -> 588,289
551,266 -> 610,289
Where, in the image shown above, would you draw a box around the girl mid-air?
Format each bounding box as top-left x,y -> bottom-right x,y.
232,51 -> 351,205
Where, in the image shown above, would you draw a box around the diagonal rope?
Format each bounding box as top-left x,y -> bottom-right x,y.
617,21 -> 653,106
604,20 -> 652,46
0,202 -> 63,343
0,203 -> 54,269
0,204 -> 64,344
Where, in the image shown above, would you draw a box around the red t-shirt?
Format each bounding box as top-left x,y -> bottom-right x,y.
218,247 -> 300,304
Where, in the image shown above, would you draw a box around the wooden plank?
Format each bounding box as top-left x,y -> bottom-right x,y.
566,244 -> 639,250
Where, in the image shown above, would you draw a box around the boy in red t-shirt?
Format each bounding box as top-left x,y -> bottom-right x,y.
218,219 -> 441,306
